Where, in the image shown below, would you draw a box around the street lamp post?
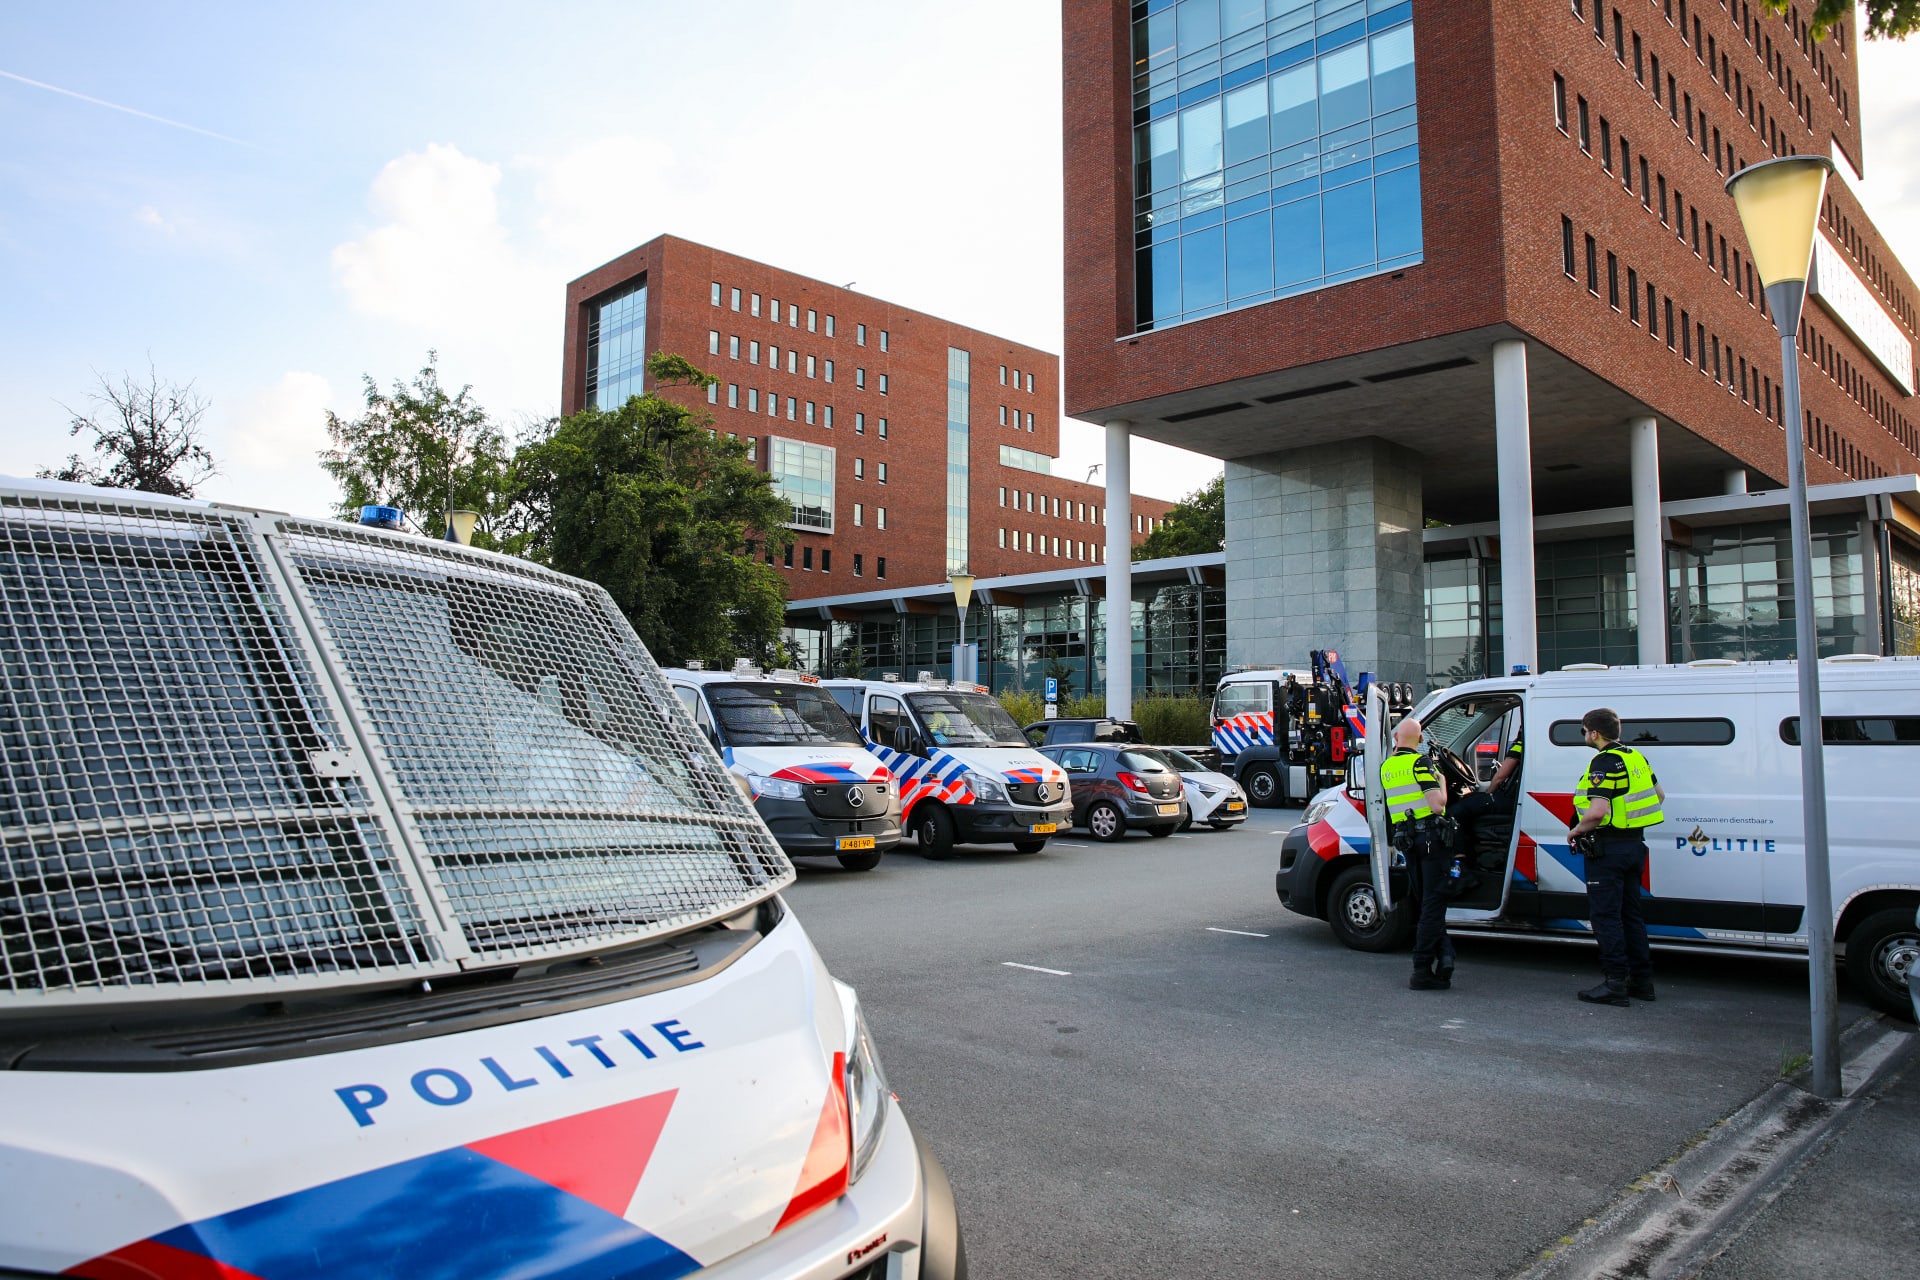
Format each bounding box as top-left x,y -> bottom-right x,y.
949,570 -> 975,685
1725,154 -> 1841,1098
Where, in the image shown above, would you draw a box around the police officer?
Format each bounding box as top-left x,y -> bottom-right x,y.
1381,716 -> 1454,990
1450,727 -> 1523,851
1568,707 -> 1664,1006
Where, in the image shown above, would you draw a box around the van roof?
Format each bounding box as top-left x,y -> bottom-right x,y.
664,667 -> 821,687
819,677 -> 992,696
1432,654 -> 1920,703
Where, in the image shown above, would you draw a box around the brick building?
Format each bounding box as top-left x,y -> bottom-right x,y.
1062,0 -> 1920,704
561,235 -> 1174,603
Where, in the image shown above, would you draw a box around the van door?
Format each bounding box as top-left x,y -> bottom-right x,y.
1365,683 -> 1393,910
868,694 -> 910,754
1418,692 -> 1524,920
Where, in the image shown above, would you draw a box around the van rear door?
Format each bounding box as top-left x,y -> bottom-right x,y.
1365,682 -> 1393,910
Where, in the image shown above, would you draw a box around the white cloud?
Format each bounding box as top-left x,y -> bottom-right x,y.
1851,27 -> 1920,271
529,136 -> 679,268
224,370 -> 332,470
134,204 -> 164,228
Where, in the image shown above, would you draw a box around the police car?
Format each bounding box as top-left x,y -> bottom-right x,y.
1278,658 -> 1920,1017
822,677 -> 1071,859
0,479 -> 965,1278
664,664 -> 900,871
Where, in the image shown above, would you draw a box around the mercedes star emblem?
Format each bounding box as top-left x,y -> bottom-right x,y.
846,785 -> 865,808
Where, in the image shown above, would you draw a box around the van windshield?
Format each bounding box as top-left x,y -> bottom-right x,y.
707,682 -> 863,746
905,691 -> 1027,747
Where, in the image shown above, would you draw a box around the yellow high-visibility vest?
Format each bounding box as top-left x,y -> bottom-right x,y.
1380,748 -> 1439,825
1574,744 -> 1663,830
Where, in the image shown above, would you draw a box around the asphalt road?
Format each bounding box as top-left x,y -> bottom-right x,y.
786,820 -> 1869,1279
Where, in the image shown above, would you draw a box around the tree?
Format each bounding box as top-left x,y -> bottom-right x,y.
1766,0 -> 1919,39
40,365 -> 217,497
1133,474 -> 1225,561
511,352 -> 794,667
319,352 -> 518,549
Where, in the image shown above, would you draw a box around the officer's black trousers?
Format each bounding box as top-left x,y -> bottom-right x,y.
1584,836 -> 1653,984
1404,834 -> 1454,974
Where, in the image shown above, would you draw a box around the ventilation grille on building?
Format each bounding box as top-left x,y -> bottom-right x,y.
0,488 -> 793,1006
1162,401 -> 1251,423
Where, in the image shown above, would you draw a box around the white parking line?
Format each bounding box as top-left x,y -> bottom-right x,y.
1205,926 -> 1270,938
1002,961 -> 1071,976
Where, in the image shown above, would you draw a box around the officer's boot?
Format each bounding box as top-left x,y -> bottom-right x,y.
1627,976 -> 1657,1001
1577,979 -> 1631,1007
1409,963 -> 1448,991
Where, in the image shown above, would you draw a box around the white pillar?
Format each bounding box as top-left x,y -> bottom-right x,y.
1723,467 -> 1748,495
1630,416 -> 1668,666
1492,340 -> 1537,676
1104,420 -> 1133,719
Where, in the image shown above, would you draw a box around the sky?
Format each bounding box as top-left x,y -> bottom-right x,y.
3,1 -> 1919,520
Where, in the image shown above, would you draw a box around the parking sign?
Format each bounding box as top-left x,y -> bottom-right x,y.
1045,677 -> 1058,703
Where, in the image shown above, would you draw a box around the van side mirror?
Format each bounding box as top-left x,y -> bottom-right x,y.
892,724 -> 921,755
1345,750 -> 1366,797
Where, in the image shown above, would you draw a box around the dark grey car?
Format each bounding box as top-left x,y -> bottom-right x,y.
1037,743 -> 1188,841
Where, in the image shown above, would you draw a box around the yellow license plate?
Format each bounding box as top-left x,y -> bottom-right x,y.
1157,803 -> 1180,816
1226,801 -> 1245,811
837,836 -> 876,851
1029,823 -> 1058,835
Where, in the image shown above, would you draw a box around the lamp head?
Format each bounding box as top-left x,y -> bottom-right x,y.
1725,155 -> 1833,289
446,509 -> 481,545
948,570 -> 975,610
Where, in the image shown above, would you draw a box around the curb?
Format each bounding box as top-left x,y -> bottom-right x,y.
1511,1014 -> 1919,1280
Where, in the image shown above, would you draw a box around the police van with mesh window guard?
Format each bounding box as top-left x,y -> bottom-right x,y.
0,478 -> 965,1279
1278,659 -> 1920,1018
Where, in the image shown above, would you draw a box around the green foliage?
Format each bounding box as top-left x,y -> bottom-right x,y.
1134,693 -> 1211,745
41,365 -> 216,497
320,352 -> 518,550
1061,692 -> 1108,719
1133,474 -> 1224,561
1763,0 -> 1920,39
510,352 -> 793,667
996,688 -> 1045,730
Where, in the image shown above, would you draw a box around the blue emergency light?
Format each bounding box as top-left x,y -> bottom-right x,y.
359,505 -> 404,530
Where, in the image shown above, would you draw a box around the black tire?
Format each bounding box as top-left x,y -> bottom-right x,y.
836,851 -> 883,871
1326,863 -> 1414,952
1245,765 -> 1282,808
1086,801 -> 1126,842
1147,825 -> 1175,838
1179,813 -> 1194,832
1210,820 -> 1239,831
1011,839 -> 1047,854
1844,906 -> 1920,1020
915,805 -> 956,860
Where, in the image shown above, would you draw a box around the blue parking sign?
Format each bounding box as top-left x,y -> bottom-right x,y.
1045,677 -> 1058,703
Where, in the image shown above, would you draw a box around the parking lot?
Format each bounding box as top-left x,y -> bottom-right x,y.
788,821 -> 1871,1279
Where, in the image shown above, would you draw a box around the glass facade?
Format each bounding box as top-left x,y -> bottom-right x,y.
1000,444 -> 1054,475
947,348 -> 971,573
1132,0 -> 1422,332
767,436 -> 834,532
1893,536 -> 1920,656
1669,516 -> 1870,662
585,282 -> 648,409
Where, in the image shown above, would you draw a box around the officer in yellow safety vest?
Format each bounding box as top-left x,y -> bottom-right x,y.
1381,716 -> 1455,991
1568,707 -> 1665,1006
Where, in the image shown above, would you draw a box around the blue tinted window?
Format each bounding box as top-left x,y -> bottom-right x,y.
1131,10 -> 1422,331
586,282 -> 647,409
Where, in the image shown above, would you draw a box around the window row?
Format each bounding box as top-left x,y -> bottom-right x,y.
708,282 -> 892,349
849,503 -> 888,528
1799,318 -> 1918,460
997,405 -> 1036,431
996,487 -> 1109,526
709,332 -> 841,382
848,458 -> 889,484
1820,196 -> 1916,335
1806,408 -> 1887,483
997,364 -> 1036,392
996,527 -> 1105,563
1559,213 -> 1781,426
773,545 -> 889,580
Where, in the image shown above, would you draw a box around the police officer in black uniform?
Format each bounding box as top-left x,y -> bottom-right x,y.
1569,708 -> 1664,1006
1381,716 -> 1455,990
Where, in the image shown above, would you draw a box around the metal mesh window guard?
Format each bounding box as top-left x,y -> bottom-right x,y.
2,487 -> 792,1005
1,493 -> 434,997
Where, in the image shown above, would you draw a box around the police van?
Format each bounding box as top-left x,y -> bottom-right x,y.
663,664 -> 900,872
822,677 -> 1072,859
1277,658 -> 1920,1017
0,479 -> 964,1278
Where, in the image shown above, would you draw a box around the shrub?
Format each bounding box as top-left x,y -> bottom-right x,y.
1135,693 -> 1210,745
997,688 -> 1044,730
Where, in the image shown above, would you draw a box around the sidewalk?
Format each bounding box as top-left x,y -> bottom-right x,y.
1515,1014 -> 1920,1280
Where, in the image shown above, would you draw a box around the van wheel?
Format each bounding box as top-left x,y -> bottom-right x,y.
837,851 -> 883,871
1844,906 -> 1920,1021
1245,766 -> 1281,808
1012,839 -> 1046,854
915,806 -> 956,860
1086,802 -> 1126,842
1326,864 -> 1413,952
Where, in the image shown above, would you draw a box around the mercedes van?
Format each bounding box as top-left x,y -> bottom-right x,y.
1278,658 -> 1920,1017
663,665 -> 901,872
0,479 -> 964,1278
821,678 -> 1071,859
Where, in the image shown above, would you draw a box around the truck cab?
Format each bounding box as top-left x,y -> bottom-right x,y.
822,676 -> 1073,859
1209,667 -> 1330,807
663,664 -> 900,871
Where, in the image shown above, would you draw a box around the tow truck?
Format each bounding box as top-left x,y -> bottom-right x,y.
1209,650 -> 1414,807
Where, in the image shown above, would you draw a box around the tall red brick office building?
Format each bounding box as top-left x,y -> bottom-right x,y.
1064,0 -> 1920,701
561,236 -> 1173,602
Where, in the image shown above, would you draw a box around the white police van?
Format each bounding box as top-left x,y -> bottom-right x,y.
0,479 -> 964,1278
821,677 -> 1071,859
664,664 -> 901,872
1277,657 -> 1920,1017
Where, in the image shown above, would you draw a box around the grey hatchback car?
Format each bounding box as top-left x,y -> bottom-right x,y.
1037,743 -> 1188,840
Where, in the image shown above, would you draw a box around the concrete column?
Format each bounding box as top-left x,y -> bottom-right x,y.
1492,339 -> 1537,676
1723,468 -> 1749,495
1630,416 -> 1668,666
1104,420 -> 1133,719
1223,437 -> 1424,690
